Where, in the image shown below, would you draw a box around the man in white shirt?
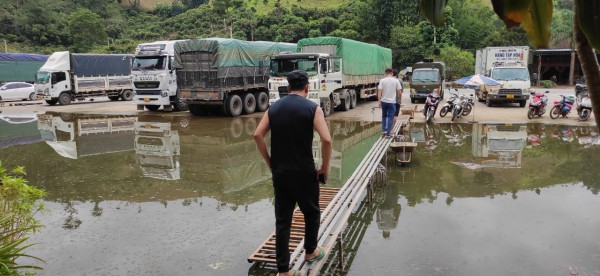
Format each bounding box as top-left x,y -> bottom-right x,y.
378,68 -> 403,137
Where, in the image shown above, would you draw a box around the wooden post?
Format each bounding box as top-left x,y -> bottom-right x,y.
337,233 -> 345,269
569,50 -> 576,85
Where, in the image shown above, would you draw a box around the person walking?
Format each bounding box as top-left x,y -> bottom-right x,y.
378,68 -> 403,137
254,70 -> 332,276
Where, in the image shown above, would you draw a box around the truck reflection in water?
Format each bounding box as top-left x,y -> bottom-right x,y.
470,123 -> 527,168
37,112 -> 136,159
135,116 -> 181,180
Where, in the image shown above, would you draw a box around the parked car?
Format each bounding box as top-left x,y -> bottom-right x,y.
0,82 -> 35,102
575,77 -> 587,98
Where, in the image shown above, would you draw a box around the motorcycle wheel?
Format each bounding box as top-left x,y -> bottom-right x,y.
426,108 -> 433,123
527,107 -> 536,119
451,108 -> 459,121
580,109 -> 591,121
439,106 -> 449,117
462,104 -> 472,116
549,106 -> 560,119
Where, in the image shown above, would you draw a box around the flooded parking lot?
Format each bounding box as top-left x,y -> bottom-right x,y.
1,112 -> 599,275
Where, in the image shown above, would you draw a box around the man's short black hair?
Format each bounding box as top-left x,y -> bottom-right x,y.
393,69 -> 399,77
287,70 -> 309,91
385,68 -> 393,74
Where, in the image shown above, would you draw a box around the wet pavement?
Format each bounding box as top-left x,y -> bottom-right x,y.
1,112 -> 599,275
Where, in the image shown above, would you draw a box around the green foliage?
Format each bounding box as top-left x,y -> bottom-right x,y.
389,25 -> 427,68
540,80 -> 554,87
68,8 -> 108,52
0,162 -> 46,274
438,46 -> 475,80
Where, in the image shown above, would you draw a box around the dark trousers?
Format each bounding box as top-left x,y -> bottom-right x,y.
272,169 -> 320,272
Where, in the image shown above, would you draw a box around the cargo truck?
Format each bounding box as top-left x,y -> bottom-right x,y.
475,46 -> 531,107
35,51 -> 134,105
174,38 -> 297,117
409,59 -> 446,103
131,40 -> 189,112
135,116 -> 181,180
268,37 -> 392,117
0,53 -> 48,83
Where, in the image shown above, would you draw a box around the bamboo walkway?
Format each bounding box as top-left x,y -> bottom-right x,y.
248,115 -> 412,275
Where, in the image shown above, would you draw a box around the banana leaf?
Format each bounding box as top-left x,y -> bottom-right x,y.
491,0 -> 533,28
420,0 -> 448,27
576,0 -> 600,51
522,0 -> 553,48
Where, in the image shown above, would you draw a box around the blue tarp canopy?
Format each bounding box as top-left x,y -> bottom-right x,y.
0,53 -> 48,62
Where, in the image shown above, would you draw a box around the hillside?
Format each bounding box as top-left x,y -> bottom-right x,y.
126,0 -> 341,14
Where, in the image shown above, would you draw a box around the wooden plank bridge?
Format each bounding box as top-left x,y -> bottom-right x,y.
248,115 -> 412,275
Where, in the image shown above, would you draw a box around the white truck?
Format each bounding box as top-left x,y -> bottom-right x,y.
268,37 -> 392,117
35,51 -> 134,105
475,46 -> 531,107
37,112 -> 136,159
471,124 -> 527,168
132,40 -> 189,112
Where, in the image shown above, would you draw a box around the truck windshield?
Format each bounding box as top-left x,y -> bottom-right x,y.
132,56 -> 166,71
35,71 -> 50,84
412,70 -> 439,82
270,58 -> 319,77
491,68 -> 529,81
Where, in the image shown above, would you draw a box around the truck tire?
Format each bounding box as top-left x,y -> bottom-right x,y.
242,93 -> 256,114
255,91 -> 269,112
349,90 -> 357,109
519,101 -> 526,107
58,92 -> 71,105
121,90 -> 133,101
188,104 -> 206,116
411,98 -> 416,103
340,91 -> 351,111
225,94 -> 243,117
173,101 -> 188,112
486,98 -> 493,107
145,105 -> 160,111
45,99 -> 58,105
322,97 -> 332,117
108,96 -> 120,101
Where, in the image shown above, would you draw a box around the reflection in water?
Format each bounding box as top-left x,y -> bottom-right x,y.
135,115 -> 181,180
376,181 -> 401,239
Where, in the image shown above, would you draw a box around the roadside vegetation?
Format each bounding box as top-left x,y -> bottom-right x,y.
0,0 -> 574,74
0,161 -> 46,275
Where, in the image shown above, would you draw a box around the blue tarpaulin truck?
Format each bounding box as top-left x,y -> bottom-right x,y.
0,53 -> 48,83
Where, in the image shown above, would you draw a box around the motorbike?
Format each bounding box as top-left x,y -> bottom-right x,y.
439,91 -> 459,118
576,90 -> 592,121
423,92 -> 441,123
549,95 -> 575,119
461,94 -> 475,116
527,90 -> 549,119
451,94 -> 468,121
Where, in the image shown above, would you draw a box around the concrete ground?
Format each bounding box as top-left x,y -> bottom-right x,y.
0,87 -> 595,127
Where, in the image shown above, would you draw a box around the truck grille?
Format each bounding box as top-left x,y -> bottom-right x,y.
498,89 -> 522,95
416,89 -> 432,94
135,90 -> 161,96
278,86 -> 289,98
135,81 -> 160,89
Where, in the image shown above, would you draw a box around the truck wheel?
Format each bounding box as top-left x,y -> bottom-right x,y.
322,97 -> 332,117
108,96 -> 120,101
242,93 -> 256,114
58,92 -> 71,105
121,90 -> 133,101
145,105 -> 160,111
255,91 -> 269,112
173,101 -> 188,112
349,90 -> 357,109
225,94 -> 243,117
410,98 -> 416,103
45,99 -> 57,105
486,98 -> 492,107
340,91 -> 351,111
188,104 -> 206,116
519,101 -> 526,107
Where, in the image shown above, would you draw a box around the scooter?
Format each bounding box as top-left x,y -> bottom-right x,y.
423,93 -> 441,123
451,94 -> 467,122
550,95 -> 575,119
527,90 -> 549,119
576,90 -> 592,121
461,94 -> 475,116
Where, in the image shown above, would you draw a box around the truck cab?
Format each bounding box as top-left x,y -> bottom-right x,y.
484,62 -> 531,107
35,70 -> 70,105
409,60 -> 445,103
132,40 -> 188,112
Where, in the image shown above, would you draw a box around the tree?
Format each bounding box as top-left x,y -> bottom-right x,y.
438,46 -> 475,80
389,25 -> 427,68
68,8 -> 107,52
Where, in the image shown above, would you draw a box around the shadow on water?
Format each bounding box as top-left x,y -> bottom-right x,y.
2,112 -> 600,275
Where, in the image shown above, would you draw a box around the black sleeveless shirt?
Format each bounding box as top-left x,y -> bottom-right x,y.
268,94 -> 318,172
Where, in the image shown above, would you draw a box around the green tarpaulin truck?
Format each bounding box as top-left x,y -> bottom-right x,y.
0,53 -> 48,83
174,38 -> 297,117
268,37 -> 392,117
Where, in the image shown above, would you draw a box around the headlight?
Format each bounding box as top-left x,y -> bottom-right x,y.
410,88 -> 416,93
308,92 -> 319,99
269,93 -> 276,99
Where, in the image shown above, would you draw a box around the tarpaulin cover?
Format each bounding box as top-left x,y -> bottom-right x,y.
71,54 -> 133,77
0,53 -> 49,82
297,37 -> 391,76
174,38 -> 297,69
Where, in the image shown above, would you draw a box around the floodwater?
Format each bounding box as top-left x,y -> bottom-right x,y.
1,112 -> 599,276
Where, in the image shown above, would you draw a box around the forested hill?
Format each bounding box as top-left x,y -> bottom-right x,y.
0,0 -> 573,75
